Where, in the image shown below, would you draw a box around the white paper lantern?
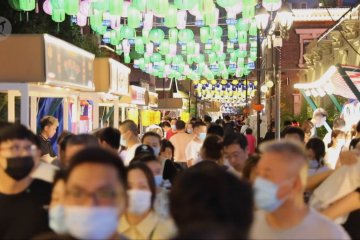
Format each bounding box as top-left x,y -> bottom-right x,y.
122,39 -> 131,53
177,10 -> 187,29
146,42 -> 154,55
143,12 -> 153,30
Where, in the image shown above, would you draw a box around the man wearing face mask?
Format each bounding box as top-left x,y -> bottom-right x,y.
61,147 -> 128,240
185,121 -> 207,166
0,123 -> 52,239
251,140 -> 350,240
119,120 -> 141,166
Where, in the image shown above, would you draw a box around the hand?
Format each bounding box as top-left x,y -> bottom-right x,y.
338,151 -> 359,167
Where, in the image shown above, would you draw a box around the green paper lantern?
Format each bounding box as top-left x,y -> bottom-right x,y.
221,71 -> 229,79
168,28 -> 178,44
146,0 -> 156,11
173,55 -> 184,64
236,18 -> 249,31
227,42 -> 234,53
132,0 -> 146,11
52,9 -> 66,22
208,52 -> 216,64
110,30 -> 119,45
187,55 -> 194,65
198,0 -> 214,14
20,0 -> 35,11
135,37 -> 145,54
90,12 -> 102,27
249,21 -> 257,36
238,31 -> 248,44
109,0 -> 123,15
243,6 -> 255,19
218,53 -> 226,62
149,28 -> 165,43
186,41 -> 195,55
151,53 -> 162,63
165,55 -> 173,64
204,11 -> 217,26
124,54 -> 131,64
64,0 -> 79,15
144,54 -> 151,64
211,26 -> 223,39
230,52 -> 237,62
216,0 -> 237,8
159,40 -> 170,55
120,25 -> 136,39
154,0 -> 169,17
237,57 -> 245,67
178,29 -> 194,43
92,0 -> 109,11
200,27 -> 210,44
128,5 -> 141,28
165,4 -> 177,28
211,40 -> 222,52
8,0 -> 21,10
228,25 -> 237,40
142,29 -> 150,43
174,0 -> 198,10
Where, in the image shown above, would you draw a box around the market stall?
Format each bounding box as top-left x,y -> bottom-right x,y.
0,34 -> 95,134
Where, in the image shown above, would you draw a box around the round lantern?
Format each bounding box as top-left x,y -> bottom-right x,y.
165,4 -> 177,28
176,10 -> 187,29
64,0 -> 79,15
120,25 -> 136,39
159,39 -> 170,55
204,7 -> 219,27
149,28 -> 165,43
43,0 -> 52,15
79,0 -> 91,16
168,28 -> 178,44
143,12 -> 153,30
216,0 -> 237,8
77,13 -> 87,27
178,29 -> 194,43
121,1 -> 130,17
151,53 -> 162,63
109,0 -> 123,15
252,103 -> 264,112
154,0 -> 169,17
52,9 -> 66,22
132,0 -> 146,11
142,29 -> 150,43
211,26 -> 223,39
9,0 -> 22,11
174,0 -> 197,10
198,0 -> 215,14
200,27 -> 210,44
228,25 -> 237,40
128,5 -> 142,28
20,0 -> 35,11
135,37 -> 145,54
266,80 -> 274,88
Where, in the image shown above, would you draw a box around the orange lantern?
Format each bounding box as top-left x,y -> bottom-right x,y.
252,104 -> 264,112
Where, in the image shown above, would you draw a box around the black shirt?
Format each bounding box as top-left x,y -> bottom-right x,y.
0,179 -> 52,240
38,134 -> 56,157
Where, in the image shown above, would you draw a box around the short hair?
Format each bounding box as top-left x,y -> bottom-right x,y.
282,126 -> 305,142
223,133 -> 248,151
207,124 -> 224,138
193,121 -> 207,129
356,120 -> 360,133
204,115 -> 212,123
142,132 -> 161,145
97,127 -> 120,150
202,135 -> 223,161
119,120 -> 138,135
162,122 -> 171,128
259,139 -> 307,161
245,128 -> 253,135
349,138 -> 360,150
313,108 -> 327,118
40,116 -> 58,131
131,153 -> 158,165
332,118 -> 346,130
224,115 -> 231,121
57,131 -> 73,145
242,155 -> 260,181
306,138 -> 325,164
0,123 -> 40,148
169,161 -> 253,236
284,120 -> 292,126
160,139 -> 174,159
59,134 -> 74,152
65,147 -> 126,187
127,162 -> 156,207
176,120 -> 186,130
52,170 -> 66,187
66,134 -> 99,148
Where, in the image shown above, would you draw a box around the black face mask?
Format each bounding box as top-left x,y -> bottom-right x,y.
4,156 -> 34,181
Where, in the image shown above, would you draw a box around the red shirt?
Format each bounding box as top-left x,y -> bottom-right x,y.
166,130 -> 177,140
246,134 -> 256,155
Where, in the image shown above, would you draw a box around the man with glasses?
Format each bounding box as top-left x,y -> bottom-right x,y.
61,147 -> 128,240
0,123 -> 52,239
223,133 -> 249,176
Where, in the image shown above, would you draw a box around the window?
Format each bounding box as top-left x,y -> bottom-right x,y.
301,2 -> 307,8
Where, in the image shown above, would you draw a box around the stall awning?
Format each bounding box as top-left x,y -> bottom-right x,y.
158,98 -> 188,110
294,65 -> 360,100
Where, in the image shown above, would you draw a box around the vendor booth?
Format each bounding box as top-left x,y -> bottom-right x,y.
0,34 -> 95,134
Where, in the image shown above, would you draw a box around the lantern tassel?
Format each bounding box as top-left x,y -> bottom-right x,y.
35,0 -> 39,13
26,12 -> 29,22
19,12 -> 22,22
57,23 -> 60,33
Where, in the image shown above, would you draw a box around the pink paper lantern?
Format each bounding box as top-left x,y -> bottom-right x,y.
176,10 -> 187,29
169,44 -> 177,56
80,0 -> 91,16
146,42 -> 154,55
143,12 -> 153,30
43,0 -> 52,15
121,1 -> 130,17
77,13 -> 87,27
188,6 -> 200,17
110,15 -> 121,29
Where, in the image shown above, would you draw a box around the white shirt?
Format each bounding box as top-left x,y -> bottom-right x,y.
324,147 -> 342,169
31,161 -> 59,183
251,208 -> 350,240
323,131 -> 332,150
123,143 -> 141,166
185,140 -> 202,164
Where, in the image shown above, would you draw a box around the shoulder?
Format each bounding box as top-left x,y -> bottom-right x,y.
30,179 -> 53,194
152,214 -> 177,239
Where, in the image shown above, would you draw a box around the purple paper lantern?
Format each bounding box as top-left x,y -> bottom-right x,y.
43,0 -> 52,15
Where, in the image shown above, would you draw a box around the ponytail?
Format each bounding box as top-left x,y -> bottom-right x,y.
328,140 -> 333,148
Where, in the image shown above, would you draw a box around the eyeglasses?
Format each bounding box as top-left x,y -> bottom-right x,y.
66,188 -> 121,205
0,145 -> 37,155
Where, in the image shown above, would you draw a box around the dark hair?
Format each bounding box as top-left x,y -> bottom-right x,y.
57,131 -> 73,145
202,135 -> 223,162
40,116 -> 58,131
59,134 -> 74,152
207,124 -> 224,138
160,139 -> 175,160
65,147 -> 126,187
328,130 -> 345,148
96,127 -> 121,150
119,120 -> 138,135
284,120 -> 292,126
224,115 -> 231,122
193,121 -> 207,129
127,162 -> 156,207
332,118 -> 346,130
52,170 -> 66,187
66,134 -> 99,148
356,120 -> 360,133
282,126 -> 305,142
245,128 -> 253,135
131,153 -> 158,165
0,123 -> 40,148
204,115 -> 212,123
242,155 -> 260,181
176,120 -> 186,130
142,132 -> 161,145
223,133 -> 248,151
170,161 -> 253,236
306,138 -> 325,167
134,145 -> 155,157
349,138 -> 360,150
162,122 -> 171,128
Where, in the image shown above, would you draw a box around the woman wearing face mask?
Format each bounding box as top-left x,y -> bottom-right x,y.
324,130 -> 346,169
306,138 -> 329,177
119,163 -> 175,240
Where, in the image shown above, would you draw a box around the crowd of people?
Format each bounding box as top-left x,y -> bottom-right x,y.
0,114 -> 359,240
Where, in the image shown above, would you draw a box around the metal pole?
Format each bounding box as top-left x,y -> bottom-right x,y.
256,29 -> 261,142
273,39 -> 281,139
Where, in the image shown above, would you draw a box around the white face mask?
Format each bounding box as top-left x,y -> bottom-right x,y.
337,139 -> 346,148
127,189 -> 152,215
152,147 -> 160,156
120,135 -> 128,147
49,205 -> 67,234
64,206 -> 119,240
